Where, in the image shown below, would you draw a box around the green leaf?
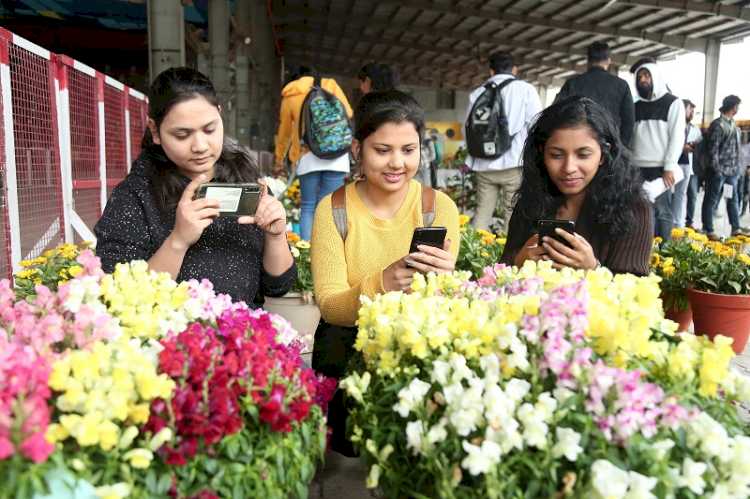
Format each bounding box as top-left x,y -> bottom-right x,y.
728,280 -> 742,293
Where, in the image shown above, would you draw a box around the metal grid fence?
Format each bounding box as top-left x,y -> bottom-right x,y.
0,28 -> 148,280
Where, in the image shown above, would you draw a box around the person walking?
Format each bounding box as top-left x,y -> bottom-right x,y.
674,99 -> 702,228
555,41 -> 635,147
464,51 -> 541,232
701,95 -> 743,239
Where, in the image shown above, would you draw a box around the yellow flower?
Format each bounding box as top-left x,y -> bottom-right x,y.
95,483 -> 131,499
19,259 -> 34,268
296,240 -> 311,250
671,228 -> 685,239
458,214 -> 470,227
68,265 -> 83,277
122,448 -> 153,469
653,236 -> 663,245
287,232 -> 301,244
739,254 -> 750,266
15,268 -> 39,279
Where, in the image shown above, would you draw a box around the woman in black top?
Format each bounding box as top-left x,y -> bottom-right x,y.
501,96 -> 653,276
94,67 -> 295,305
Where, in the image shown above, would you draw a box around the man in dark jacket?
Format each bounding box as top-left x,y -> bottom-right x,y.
555,42 -> 635,147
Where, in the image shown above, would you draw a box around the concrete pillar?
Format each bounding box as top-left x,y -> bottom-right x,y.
235,0 -> 252,147
147,0 -> 184,82
249,0 -> 279,151
702,39 -> 721,126
209,0 -> 231,135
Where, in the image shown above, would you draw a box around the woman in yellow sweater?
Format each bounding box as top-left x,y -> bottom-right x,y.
311,90 -> 459,328
311,89 -> 459,455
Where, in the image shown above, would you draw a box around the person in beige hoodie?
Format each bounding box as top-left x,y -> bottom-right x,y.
274,66 -> 353,240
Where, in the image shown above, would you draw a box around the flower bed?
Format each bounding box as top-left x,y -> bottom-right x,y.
342,262 -> 750,498
2,248 -> 334,498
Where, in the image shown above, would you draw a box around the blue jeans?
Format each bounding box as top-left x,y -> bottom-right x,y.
685,173 -> 700,227
299,170 -> 346,240
701,171 -> 740,234
640,167 -> 673,240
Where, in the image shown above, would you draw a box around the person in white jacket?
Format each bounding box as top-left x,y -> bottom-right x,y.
631,61 -> 686,241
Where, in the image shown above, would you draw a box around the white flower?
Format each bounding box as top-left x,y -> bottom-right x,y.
485,421 -> 523,454
449,353 -> 473,383
624,471 -> 657,499
553,387 -> 575,405
505,378 -> 531,403
678,458 -> 707,495
366,464 -> 381,489
443,382 -> 465,406
687,413 -> 730,460
431,359 -> 451,386
461,440 -> 502,476
479,354 -> 501,382
730,435 -> 750,476
340,371 -> 371,404
551,427 -> 582,462
517,403 -> 549,449
651,439 -> 674,461
426,420 -> 448,445
591,460 -> 629,499
405,420 -> 425,455
392,378 -> 431,417
707,483 -> 733,499
507,337 -> 530,372
290,246 -> 300,258
535,392 -> 557,421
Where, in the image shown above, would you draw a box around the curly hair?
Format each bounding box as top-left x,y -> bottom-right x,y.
513,96 -> 643,237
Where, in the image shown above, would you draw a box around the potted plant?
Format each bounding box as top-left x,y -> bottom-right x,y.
263,232 -> 319,362
650,228 -> 707,331
685,233 -> 750,353
455,216 -> 506,280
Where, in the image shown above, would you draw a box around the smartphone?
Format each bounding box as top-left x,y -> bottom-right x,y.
195,183 -> 262,217
409,226 -> 448,254
535,219 -> 576,246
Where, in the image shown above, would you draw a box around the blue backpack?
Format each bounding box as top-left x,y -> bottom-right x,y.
299,76 -> 352,160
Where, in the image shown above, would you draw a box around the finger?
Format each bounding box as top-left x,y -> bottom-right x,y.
542,240 -> 575,266
409,256 -> 451,274
181,174 -> 208,202
443,238 -> 452,252
237,216 -> 254,224
542,236 -> 578,259
191,198 -> 221,210
195,207 -> 221,219
417,244 -> 452,259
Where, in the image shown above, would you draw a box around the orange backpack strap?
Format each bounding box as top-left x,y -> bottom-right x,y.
421,184 -> 436,227
331,185 -> 348,241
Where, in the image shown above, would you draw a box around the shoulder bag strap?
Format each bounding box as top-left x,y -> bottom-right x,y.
421,184 -> 436,227
331,185 -> 348,241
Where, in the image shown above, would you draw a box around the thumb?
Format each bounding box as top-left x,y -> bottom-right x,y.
443,238 -> 452,251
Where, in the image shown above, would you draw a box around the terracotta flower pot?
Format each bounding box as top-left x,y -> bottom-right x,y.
687,288 -> 750,354
664,303 -> 693,332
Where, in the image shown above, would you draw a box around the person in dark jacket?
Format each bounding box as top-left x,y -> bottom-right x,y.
555,41 -> 635,147
94,67 -> 296,306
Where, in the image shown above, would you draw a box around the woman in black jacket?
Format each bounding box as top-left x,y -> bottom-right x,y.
95,67 -> 295,305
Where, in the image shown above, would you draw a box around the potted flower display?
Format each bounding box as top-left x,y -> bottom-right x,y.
1,246 -> 334,498
683,232 -> 750,353
262,232 -> 320,361
455,215 -> 506,280
341,262 -> 750,498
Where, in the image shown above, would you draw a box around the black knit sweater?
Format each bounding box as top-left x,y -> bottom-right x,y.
94,157 -> 296,306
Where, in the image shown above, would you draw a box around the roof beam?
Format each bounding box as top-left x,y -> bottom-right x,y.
274,13 -> 638,66
618,0 -> 750,22
380,0 -> 710,52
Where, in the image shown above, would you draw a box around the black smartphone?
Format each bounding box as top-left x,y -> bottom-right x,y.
195,183 -> 262,217
536,219 -> 576,246
409,226 -> 447,254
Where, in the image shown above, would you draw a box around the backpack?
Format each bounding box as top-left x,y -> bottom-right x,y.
330,183 -> 436,241
299,76 -> 353,160
465,78 -> 515,159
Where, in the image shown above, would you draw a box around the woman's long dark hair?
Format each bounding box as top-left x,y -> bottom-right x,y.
140,67 -> 259,216
514,96 -> 643,236
357,63 -> 399,92
353,89 -> 425,143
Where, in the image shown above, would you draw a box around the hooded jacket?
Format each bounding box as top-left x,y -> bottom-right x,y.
274,76 -> 353,165
631,63 -> 686,172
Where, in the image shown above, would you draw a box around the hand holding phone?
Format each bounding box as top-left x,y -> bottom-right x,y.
409,227 -> 448,253
194,182 -> 262,217
536,219 -> 575,247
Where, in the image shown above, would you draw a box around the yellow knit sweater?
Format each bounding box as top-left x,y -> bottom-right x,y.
311,180 -> 460,326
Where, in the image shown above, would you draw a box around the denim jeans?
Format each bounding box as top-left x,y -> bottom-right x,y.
685,174 -> 700,227
299,170 -> 346,241
701,171 -> 740,234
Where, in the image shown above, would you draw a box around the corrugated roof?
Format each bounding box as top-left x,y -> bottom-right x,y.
272,0 -> 750,89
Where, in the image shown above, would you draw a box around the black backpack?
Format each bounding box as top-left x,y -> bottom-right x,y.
299,76 -> 353,160
465,78 -> 515,159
